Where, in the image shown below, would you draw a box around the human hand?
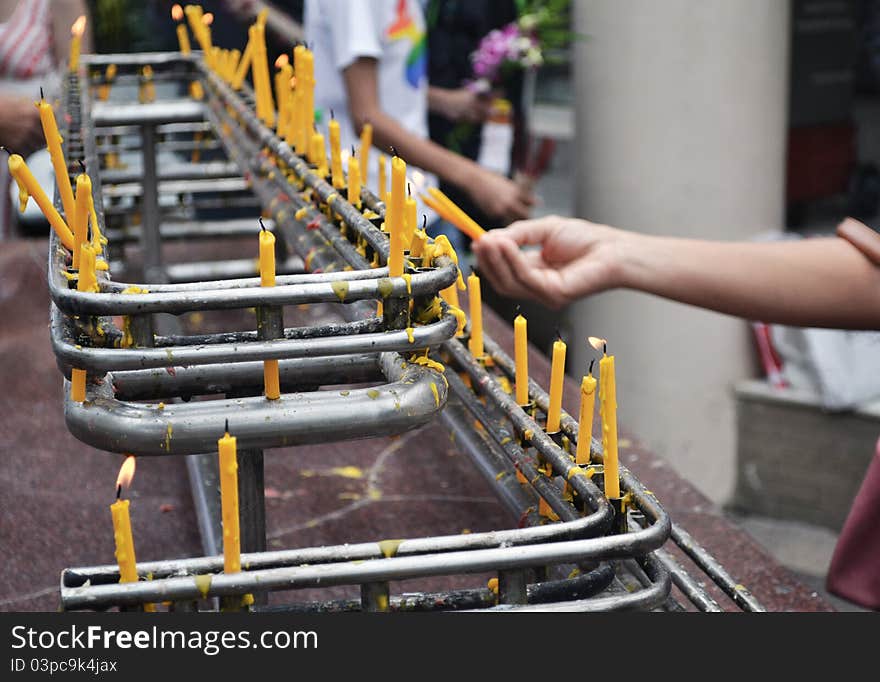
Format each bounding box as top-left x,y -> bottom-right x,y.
0,97 -> 44,159
472,215 -> 630,309
467,168 -> 535,224
431,87 -> 493,124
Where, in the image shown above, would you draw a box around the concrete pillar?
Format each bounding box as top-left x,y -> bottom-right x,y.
569,0 -> 790,503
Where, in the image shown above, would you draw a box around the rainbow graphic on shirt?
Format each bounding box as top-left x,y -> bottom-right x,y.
386,0 -> 426,88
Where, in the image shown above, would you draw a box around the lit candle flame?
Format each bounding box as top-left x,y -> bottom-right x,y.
275,54 -> 290,69
71,15 -> 86,37
289,76 -> 297,89
588,336 -> 607,352
115,455 -> 136,497
171,4 -> 184,21
201,12 -> 214,26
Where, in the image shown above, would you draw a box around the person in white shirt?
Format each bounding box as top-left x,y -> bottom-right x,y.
304,0 -> 533,226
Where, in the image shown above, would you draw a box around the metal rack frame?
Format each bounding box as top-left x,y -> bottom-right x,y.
49,51 -> 764,613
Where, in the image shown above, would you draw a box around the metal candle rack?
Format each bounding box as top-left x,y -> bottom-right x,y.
51,52 -> 765,612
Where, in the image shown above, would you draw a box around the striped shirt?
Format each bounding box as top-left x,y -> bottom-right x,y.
0,0 -> 52,81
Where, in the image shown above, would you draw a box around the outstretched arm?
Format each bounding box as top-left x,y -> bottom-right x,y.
343,57 -> 533,223
472,215 -> 880,330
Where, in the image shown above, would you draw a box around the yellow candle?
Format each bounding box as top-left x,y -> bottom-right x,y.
440,283 -> 460,326
576,361 -> 597,465
227,49 -> 241,82
254,24 -> 275,125
7,154 -> 74,250
97,64 -> 116,101
70,369 -> 87,402
329,115 -> 344,189
274,55 -> 292,136
388,155 -> 406,277
347,148 -> 362,208
232,34 -> 254,90
259,223 -> 280,399
184,5 -> 210,53
78,242 -> 98,292
426,187 -> 486,242
73,172 -> 91,269
303,49 -> 314,137
377,154 -> 387,204
37,95 -> 76,226
598,347 -> 620,499
69,15 -> 86,73
360,122 -> 372,185
172,5 -> 190,53
410,228 -> 427,259
218,425 -> 241,573
286,76 -> 301,150
404,186 -> 417,249
467,271 -> 484,359
514,313 -> 529,406
111,456 -> 139,584
546,337 -> 567,433
311,130 -> 327,177
201,13 -> 214,57
291,47 -> 306,153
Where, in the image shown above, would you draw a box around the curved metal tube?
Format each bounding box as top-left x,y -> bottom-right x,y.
48,253 -> 456,315
479,554 -> 670,612
51,304 -> 456,372
64,352 -> 447,456
109,353 -> 382,401
59,515 -> 670,609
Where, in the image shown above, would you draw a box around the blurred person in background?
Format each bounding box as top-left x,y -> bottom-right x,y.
304,0 -> 534,230
0,0 -> 91,239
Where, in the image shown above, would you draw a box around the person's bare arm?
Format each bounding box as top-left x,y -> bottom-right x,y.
0,95 -> 43,158
473,215 -> 880,330
343,57 -> 532,223
50,0 -> 93,69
